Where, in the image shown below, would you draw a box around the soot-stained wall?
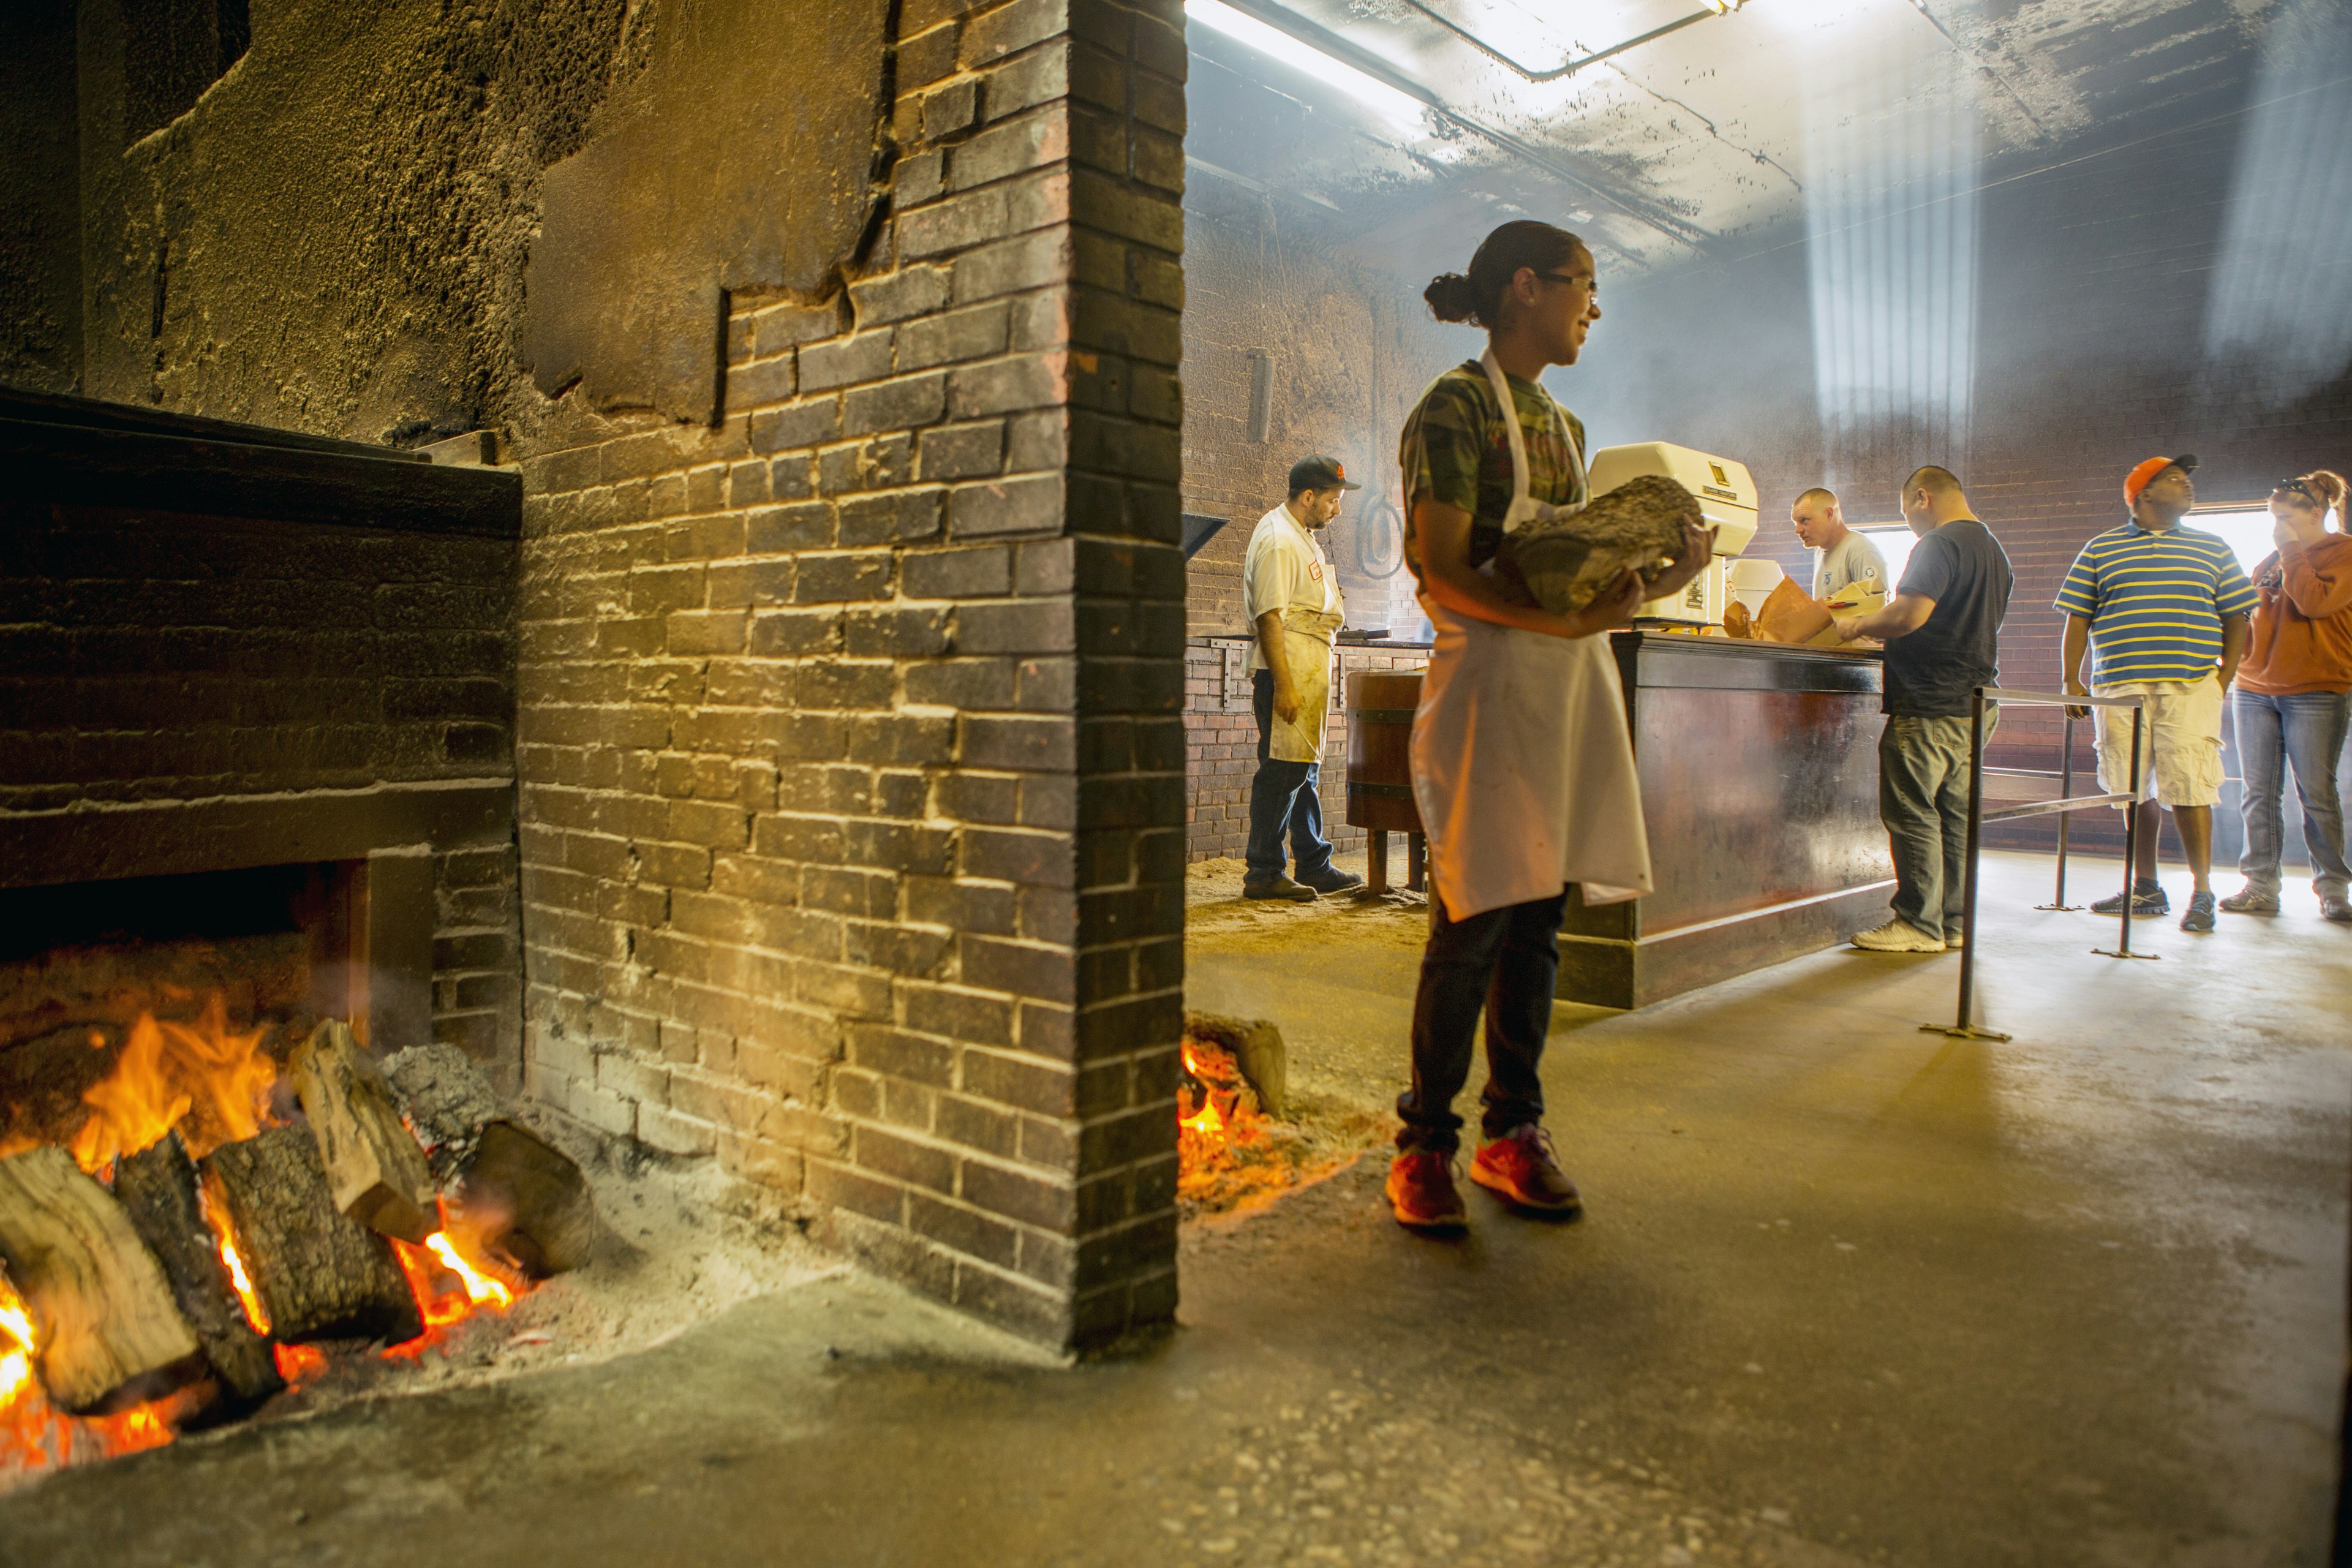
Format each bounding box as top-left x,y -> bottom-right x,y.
72,0 -> 649,444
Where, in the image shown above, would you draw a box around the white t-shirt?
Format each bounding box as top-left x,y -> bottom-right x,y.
1241,504 -> 1341,674
1814,530 -> 1889,600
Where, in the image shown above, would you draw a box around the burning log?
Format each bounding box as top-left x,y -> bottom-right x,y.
382,1042 -> 501,1185
200,1128 -> 423,1346
290,1020 -> 437,1244
111,1132 -> 282,1409
448,1120 -> 595,1280
1182,1012 -> 1288,1119
0,1147 -> 205,1414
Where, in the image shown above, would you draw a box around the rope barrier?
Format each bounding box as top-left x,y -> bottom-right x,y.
1921,686 -> 2151,1043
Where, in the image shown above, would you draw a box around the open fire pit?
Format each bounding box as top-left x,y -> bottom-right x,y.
0,980 -> 590,1487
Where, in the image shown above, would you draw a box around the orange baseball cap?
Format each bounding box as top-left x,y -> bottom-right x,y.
2123,453 -> 2197,507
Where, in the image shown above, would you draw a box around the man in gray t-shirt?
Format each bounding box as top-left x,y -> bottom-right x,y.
1792,486 -> 1888,600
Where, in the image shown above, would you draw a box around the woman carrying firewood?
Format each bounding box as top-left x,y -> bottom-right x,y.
1385,220 -> 1710,1234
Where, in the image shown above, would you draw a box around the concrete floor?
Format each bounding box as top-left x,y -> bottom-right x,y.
4,853 -> 2346,1568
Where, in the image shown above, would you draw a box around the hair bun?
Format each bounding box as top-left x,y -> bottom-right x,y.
1423,273 -> 1480,324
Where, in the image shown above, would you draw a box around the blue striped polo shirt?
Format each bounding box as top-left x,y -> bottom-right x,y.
2053,522 -> 2258,684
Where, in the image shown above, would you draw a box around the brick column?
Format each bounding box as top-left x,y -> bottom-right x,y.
514,0 -> 1184,1351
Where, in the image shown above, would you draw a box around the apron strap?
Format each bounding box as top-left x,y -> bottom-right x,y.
1479,348 -> 1587,530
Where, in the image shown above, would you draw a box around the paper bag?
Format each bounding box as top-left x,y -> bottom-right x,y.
1755,578 -> 1833,644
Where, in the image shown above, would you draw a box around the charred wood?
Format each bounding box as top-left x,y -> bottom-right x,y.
113,1131 -> 283,1408
0,1146 -> 205,1413
200,1127 -> 423,1346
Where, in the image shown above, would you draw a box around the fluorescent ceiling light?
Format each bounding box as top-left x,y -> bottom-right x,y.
1185,0 -> 1429,130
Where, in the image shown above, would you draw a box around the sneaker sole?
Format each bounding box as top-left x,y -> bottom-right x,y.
1242,889 -> 1316,902
1850,937 -> 1945,953
1467,1161 -> 1583,1218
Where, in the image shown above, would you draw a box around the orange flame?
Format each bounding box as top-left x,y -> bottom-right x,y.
66,996 -> 274,1175
384,1203 -> 524,1359
273,1344 -> 327,1384
198,1175 -> 270,1336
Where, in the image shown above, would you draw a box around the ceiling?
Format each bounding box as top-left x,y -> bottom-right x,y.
1182,0 -> 2278,279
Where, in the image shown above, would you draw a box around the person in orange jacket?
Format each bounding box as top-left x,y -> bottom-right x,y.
2223,470 -> 2352,923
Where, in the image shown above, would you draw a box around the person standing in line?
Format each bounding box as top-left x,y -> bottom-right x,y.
1792,486 -> 1890,601
1384,221 -> 1711,1233
1831,467 -> 2015,953
2057,455 -> 2258,933
2222,470 -> 2352,924
1238,456 -> 1369,902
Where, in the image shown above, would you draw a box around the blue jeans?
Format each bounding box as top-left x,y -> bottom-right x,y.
1245,669 -> 1335,883
2234,689 -> 2352,899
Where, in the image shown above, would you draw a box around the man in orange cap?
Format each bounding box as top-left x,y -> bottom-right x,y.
2057,455 -> 2257,932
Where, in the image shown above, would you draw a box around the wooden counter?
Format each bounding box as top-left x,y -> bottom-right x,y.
1556,631 -> 1892,1009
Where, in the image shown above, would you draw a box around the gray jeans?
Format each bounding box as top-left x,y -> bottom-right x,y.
1879,709 -> 1997,941
2234,689 -> 2352,899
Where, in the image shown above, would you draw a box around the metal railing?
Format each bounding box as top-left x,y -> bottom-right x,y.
1924,686 -> 2150,1043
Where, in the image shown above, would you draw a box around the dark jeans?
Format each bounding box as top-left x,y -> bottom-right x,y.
1245,668 -> 1335,883
2234,689 -> 2352,899
1879,707 -> 1997,941
1396,887 -> 1569,1154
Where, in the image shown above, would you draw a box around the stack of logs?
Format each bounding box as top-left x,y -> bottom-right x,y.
0,1022 -> 593,1425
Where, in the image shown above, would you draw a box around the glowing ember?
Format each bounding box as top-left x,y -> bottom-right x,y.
200,1175 -> 270,1336
1177,1041 -> 1257,1164
385,1204 -> 524,1359
66,995 -> 276,1175
273,1344 -> 327,1384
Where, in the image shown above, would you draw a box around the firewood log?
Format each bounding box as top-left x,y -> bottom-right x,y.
200,1127 -> 423,1346
0,1146 -> 205,1413
382,1042 -> 500,1185
1182,1012 -> 1288,1118
449,1121 -> 594,1279
290,1020 -> 437,1243
113,1132 -> 284,1408
1494,475 -> 1706,614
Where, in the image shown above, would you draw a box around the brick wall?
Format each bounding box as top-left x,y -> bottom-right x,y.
0,432 -> 524,1082
1183,639 -> 1428,862
1178,214 -> 1459,641
511,0 -> 1185,1351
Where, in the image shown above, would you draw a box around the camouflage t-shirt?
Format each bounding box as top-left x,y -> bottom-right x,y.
1399,360 -> 1589,579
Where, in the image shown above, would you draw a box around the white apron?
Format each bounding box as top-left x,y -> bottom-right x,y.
1268,603 -> 1344,764
1408,350 -> 1653,922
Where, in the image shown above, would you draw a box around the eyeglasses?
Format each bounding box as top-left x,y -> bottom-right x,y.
1536,271 -> 1594,290
2275,479 -> 2320,503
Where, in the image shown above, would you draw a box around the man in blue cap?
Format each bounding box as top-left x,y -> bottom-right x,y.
1240,456 -> 1368,901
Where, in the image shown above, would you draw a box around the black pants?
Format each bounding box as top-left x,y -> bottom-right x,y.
1395,887 -> 1569,1153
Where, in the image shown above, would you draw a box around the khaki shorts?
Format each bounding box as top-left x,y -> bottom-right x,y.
2092,676 -> 2225,809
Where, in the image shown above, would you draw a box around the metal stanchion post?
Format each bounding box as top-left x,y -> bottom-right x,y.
2094,703 -> 2158,960
1923,688 -> 2011,1041
2036,712 -> 2082,911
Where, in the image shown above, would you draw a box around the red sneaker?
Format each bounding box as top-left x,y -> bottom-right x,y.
1470,1125 -> 1583,1216
1385,1149 -> 1468,1234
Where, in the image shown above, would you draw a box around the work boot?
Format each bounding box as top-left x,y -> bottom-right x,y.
2090,882 -> 2169,917
2323,895 -> 2352,925
2179,890 -> 2217,933
1850,919 -> 1945,953
2218,887 -> 2280,915
1295,864 -> 1366,895
1385,1149 -> 1468,1234
1242,873 -> 1317,903
1469,1125 -> 1583,1218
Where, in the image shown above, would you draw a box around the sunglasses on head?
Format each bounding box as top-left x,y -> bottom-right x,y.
2275,478 -> 2320,502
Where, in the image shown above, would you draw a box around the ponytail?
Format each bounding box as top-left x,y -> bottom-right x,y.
2307,470 -> 2349,531
1423,219 -> 1586,330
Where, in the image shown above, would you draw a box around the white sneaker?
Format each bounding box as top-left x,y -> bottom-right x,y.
1851,919 -> 1946,953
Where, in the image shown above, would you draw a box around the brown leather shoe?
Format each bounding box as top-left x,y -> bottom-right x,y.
1470,1125 -> 1583,1217
1385,1149 -> 1468,1234
1242,873 -> 1317,903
